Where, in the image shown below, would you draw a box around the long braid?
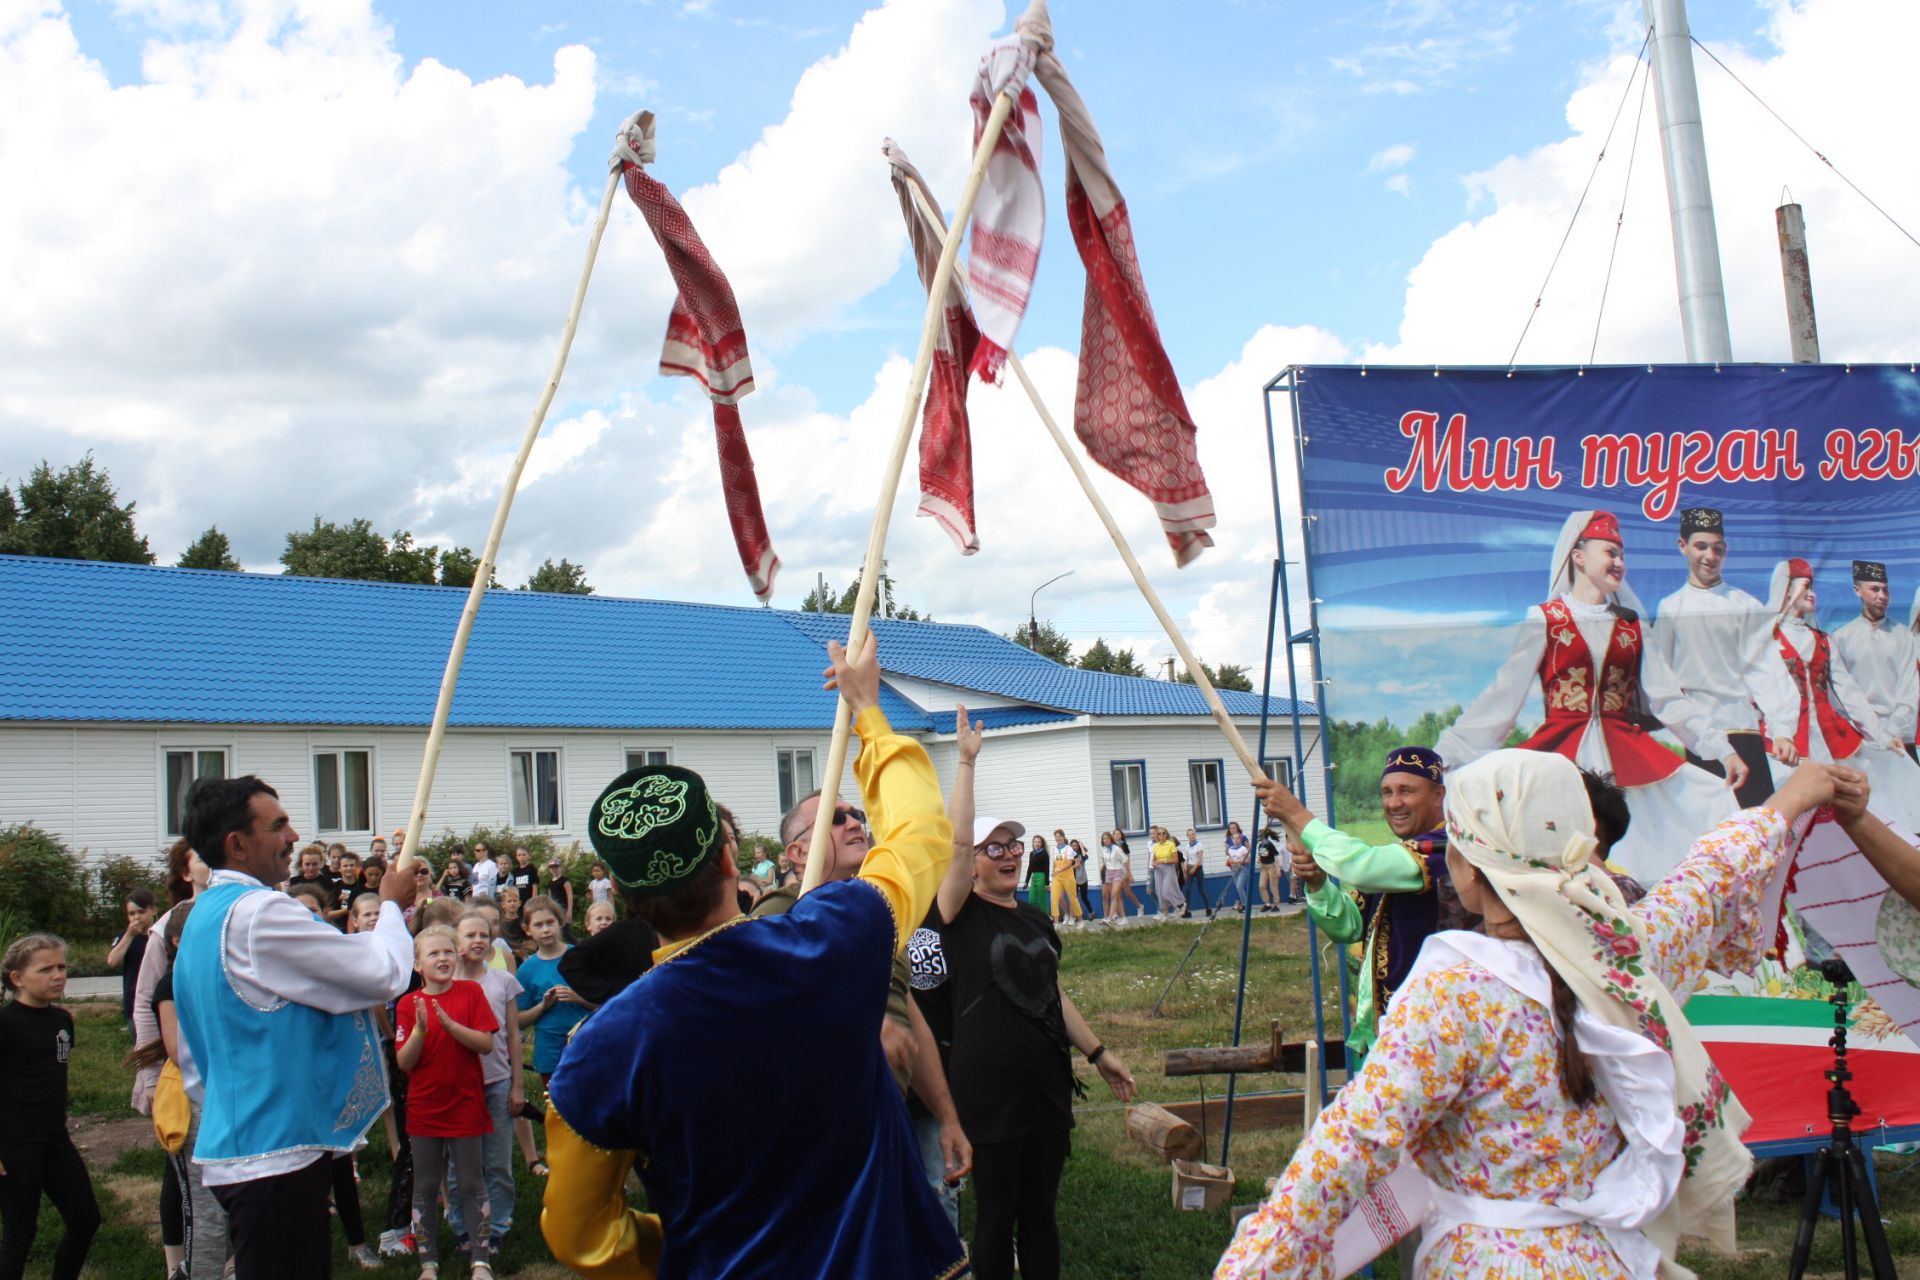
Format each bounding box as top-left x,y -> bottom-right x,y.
1548,964 -> 1598,1106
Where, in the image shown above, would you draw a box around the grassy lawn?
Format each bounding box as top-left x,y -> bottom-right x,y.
49,926 -> 1920,1278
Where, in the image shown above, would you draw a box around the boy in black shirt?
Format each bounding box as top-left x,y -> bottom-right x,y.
106,889 -> 156,1029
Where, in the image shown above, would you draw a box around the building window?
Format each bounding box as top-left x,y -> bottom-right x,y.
776,748 -> 816,816
625,748 -> 672,772
314,749 -> 373,834
1110,761 -> 1147,834
1189,759 -> 1225,829
1263,757 -> 1296,793
163,749 -> 228,837
509,749 -> 562,827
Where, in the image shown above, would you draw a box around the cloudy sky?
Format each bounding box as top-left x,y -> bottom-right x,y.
3,0 -> 1916,691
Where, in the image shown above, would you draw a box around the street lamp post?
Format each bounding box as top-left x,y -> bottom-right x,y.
1028,570 -> 1075,653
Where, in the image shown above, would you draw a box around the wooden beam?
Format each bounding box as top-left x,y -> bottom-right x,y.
1125,1102 -> 1203,1163
1164,1021 -> 1282,1077
1161,1092 -> 1306,1133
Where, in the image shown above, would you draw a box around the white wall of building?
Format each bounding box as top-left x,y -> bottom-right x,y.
0,714 -> 1321,869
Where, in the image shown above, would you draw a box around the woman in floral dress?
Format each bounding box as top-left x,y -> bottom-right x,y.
1217,749 -> 1864,1280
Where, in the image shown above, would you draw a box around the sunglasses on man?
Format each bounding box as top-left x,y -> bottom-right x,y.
833,806 -> 866,827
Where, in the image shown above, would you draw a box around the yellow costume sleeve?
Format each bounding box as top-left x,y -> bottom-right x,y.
852,705 -> 953,952
540,1104 -> 662,1279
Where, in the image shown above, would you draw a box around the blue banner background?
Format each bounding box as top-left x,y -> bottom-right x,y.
1295,363 -> 1920,731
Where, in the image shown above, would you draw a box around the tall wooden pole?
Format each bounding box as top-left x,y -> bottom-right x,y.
397,168 -> 625,870
903,181 -> 1268,780
1776,199 -> 1821,363
798,92 -> 1017,894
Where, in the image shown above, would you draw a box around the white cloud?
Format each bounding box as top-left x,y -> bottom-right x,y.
1384,173 -> 1413,198
1369,0 -> 1920,365
1367,142 -> 1417,173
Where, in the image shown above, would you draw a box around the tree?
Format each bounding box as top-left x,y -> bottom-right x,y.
438,546 -> 497,589
282,518 -> 394,581
523,558 -> 592,595
385,531 -> 439,585
1008,619 -> 1074,664
799,560 -> 928,621
1177,661 -> 1255,692
1078,638 -> 1145,677
177,526 -> 241,571
0,455 -> 154,564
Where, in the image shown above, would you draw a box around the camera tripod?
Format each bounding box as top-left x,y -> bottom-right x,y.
1785,959 -> 1897,1280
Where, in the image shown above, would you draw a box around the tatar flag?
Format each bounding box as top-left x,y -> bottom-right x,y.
612,111 -> 780,600
967,0 -> 1217,566
884,139 -> 981,555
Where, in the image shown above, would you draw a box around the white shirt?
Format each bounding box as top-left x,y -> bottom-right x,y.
1763,619 -> 1894,754
1099,845 -> 1129,875
177,869 -> 414,1185
1184,840 -> 1205,868
470,858 -> 499,897
1224,839 -> 1252,868
1651,581 -> 1798,735
1436,596 -> 1731,772
1833,613 -> 1919,745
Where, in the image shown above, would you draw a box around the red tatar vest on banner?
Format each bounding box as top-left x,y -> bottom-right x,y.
1521,598 -> 1686,787
1769,626 -> 1865,760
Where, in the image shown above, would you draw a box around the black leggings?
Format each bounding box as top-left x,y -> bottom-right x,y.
384,1040 -> 413,1232
0,1136 -> 101,1280
968,1128 -> 1069,1280
330,1154 -> 365,1248
161,1151 -> 184,1247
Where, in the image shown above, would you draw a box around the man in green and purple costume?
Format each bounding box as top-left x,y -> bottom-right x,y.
1255,747 -> 1453,1067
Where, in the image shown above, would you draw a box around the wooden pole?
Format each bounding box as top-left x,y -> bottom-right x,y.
797,91 -> 1017,894
903,182 -> 1268,781
396,168 -> 625,871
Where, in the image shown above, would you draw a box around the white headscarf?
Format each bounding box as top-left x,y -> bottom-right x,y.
1446,749 -> 1752,1269
1548,509 -> 1647,616
1765,558 -> 1814,620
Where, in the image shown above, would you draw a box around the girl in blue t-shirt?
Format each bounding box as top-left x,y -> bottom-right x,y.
514,896 -> 596,1085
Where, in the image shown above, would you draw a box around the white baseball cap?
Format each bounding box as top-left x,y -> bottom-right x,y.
972,817 -> 1026,847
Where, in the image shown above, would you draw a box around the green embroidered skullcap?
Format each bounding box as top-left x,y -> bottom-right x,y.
588,764 -> 724,893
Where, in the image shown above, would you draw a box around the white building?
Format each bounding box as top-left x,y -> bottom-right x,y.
0,557 -> 1322,887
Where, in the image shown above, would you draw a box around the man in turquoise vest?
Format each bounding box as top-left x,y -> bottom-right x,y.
173,776 -> 416,1279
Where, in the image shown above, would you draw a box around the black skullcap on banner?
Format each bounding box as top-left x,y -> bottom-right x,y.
1853,560 -> 1888,584
588,764 -> 724,893
1679,508 -> 1723,536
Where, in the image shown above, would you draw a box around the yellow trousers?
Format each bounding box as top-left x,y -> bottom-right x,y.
1050,870 -> 1083,920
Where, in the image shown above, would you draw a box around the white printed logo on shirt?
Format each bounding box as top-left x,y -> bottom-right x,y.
55,1028 -> 71,1064
906,927 -> 948,991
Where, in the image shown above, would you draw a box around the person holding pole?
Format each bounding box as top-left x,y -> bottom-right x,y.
539,636 -> 967,1279
1256,749 -> 1452,1067
171,777 -> 415,1280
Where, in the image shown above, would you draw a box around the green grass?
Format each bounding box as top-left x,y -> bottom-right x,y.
46,924 -> 1920,1278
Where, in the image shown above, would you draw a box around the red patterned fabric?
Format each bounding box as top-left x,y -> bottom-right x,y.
1023,4 -> 1216,565
1578,511 -> 1622,544
621,164 -> 779,599
1523,598 -> 1685,786
1770,626 -> 1867,759
885,140 -> 981,555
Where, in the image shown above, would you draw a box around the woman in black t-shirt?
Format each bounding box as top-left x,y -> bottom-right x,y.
922,711 -> 1135,1280
0,933 -> 99,1280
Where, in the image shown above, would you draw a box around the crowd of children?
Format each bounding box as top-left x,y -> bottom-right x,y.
0,836 -> 621,1280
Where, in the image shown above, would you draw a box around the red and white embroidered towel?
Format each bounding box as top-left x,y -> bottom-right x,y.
965,38 -> 1043,386
1021,0 -> 1215,565
884,139 -> 981,555
614,112 -> 780,599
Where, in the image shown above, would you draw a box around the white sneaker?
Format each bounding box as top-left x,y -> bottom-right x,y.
348,1243 -> 381,1270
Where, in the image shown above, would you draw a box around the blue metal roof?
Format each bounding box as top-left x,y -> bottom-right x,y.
0,556 -> 1312,730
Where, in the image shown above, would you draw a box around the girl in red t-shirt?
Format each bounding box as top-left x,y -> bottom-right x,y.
396,925 -> 498,1280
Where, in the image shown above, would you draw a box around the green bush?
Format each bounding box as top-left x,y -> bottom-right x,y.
414,825 -> 563,878
0,824 -> 90,940
88,854 -> 169,936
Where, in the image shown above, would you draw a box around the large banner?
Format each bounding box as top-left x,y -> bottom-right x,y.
1294,364 -> 1920,886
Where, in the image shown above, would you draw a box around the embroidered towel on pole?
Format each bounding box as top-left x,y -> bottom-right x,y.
1023,0 -> 1214,565
614,111 -> 781,599
885,139 -> 982,555
965,38 -> 1043,387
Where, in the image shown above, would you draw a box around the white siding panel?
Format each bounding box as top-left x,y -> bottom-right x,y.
960,728 -> 1095,848
0,729 -> 80,852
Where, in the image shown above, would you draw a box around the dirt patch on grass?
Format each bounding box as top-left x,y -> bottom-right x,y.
71,1115 -> 155,1167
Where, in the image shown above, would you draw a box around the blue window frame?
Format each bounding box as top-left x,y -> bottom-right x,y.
1188,758 -> 1226,830
1110,760 -> 1148,835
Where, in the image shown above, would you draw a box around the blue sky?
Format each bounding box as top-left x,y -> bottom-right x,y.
6,0 -> 1917,686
